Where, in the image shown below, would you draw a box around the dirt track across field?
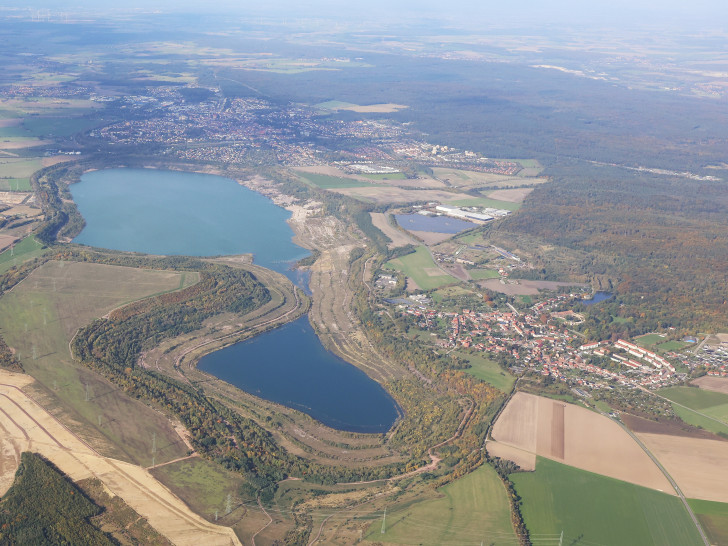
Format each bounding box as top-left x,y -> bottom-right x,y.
491,392 -> 674,493
0,369 -> 240,546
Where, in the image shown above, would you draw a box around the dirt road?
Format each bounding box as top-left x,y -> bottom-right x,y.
0,369 -> 241,546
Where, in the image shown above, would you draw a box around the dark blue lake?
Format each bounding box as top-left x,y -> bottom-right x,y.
581,291 -> 613,306
72,168 -> 399,432
198,316 -> 400,433
395,213 -> 475,234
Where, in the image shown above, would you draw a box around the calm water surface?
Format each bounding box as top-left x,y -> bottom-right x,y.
72,168 -> 398,432
198,317 -> 400,433
72,168 -> 308,279
395,213 -> 475,234
581,292 -> 613,306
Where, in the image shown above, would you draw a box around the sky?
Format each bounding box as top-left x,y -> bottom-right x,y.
4,0 -> 728,31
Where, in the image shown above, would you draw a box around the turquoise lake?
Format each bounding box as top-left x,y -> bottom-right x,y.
72,168 -> 399,433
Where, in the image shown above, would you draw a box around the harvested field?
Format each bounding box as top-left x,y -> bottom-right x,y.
492,392 -> 673,492
637,433 -> 728,502
693,375 -> 728,395
622,413 -> 724,440
408,229 -> 454,245
0,234 -> 18,252
0,370 -> 240,545
485,440 -> 535,470
369,212 -> 416,248
479,278 -> 588,296
333,186 -> 461,204
486,187 -> 535,203
432,167 -> 548,189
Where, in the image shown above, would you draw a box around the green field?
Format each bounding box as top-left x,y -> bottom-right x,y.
458,351 -> 515,392
656,340 -> 692,352
0,177 -> 32,191
447,197 -> 521,211
22,116 -> 101,137
688,499 -> 728,546
468,268 -> 500,280
634,333 -> 667,348
298,172 -> 374,189
360,172 -> 407,180
511,457 -> 703,546
0,235 -> 47,274
385,246 -> 456,290
151,457 -> 245,520
658,386 -> 728,426
671,404 -> 728,436
0,260 -> 197,466
366,463 -> 516,544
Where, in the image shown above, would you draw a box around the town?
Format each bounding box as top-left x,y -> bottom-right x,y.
389,289 -> 728,393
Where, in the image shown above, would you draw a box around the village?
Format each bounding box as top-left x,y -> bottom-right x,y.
389,290 -> 704,392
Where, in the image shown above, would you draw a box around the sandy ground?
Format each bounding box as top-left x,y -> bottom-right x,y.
370,213 -> 415,248
479,278 -> 588,296
492,392 -> 674,493
0,192 -> 30,205
0,139 -> 50,150
486,187 -> 535,203
0,369 -> 240,546
636,432 -> 728,502
692,375 -> 728,395
485,440 -> 536,471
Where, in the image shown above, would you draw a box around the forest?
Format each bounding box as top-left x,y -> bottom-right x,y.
0,452 -> 113,546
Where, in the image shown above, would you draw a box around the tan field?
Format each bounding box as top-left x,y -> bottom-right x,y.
0,234 -> 18,252
479,278 -> 588,296
491,392 -> 674,493
485,440 -> 536,471
0,369 -> 241,545
370,212 -> 416,248
334,186 -> 462,204
692,375 -> 728,395
408,230 -> 454,245
486,187 -> 535,203
637,433 -> 728,502
432,167 -> 548,189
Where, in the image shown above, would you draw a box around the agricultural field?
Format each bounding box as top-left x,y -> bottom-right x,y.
0,235 -> 47,274
491,392 -> 673,492
693,375 -> 728,395
298,172 -> 374,189
369,212 -> 415,248
431,167 -> 548,189
360,172 -> 407,180
511,457 -> 703,546
315,100 -> 408,113
150,457 -> 246,522
636,433 -> 728,502
456,351 -> 515,392
385,245 -> 456,290
0,260 -> 198,466
671,404 -> 728,437
447,197 -> 522,211
687,499 -> 728,546
658,386 -> 728,424
366,463 -> 516,545
468,268 -> 500,280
